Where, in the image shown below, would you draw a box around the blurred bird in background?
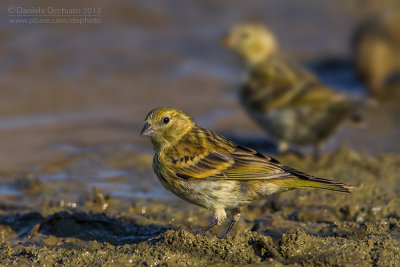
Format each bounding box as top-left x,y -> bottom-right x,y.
352,7 -> 400,101
223,24 -> 357,156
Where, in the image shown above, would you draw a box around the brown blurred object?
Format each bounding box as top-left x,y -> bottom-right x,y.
352,7 -> 400,100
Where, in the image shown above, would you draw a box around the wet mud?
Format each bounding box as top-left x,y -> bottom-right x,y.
1,150 -> 400,265
1,0 -> 400,265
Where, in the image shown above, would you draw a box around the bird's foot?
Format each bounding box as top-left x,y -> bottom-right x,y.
219,220 -> 236,239
195,221 -> 217,236
219,208 -> 240,239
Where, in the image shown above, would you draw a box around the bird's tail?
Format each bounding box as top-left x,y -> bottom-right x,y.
282,176 -> 354,193
280,166 -> 355,193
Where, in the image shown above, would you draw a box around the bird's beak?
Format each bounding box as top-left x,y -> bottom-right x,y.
140,122 -> 154,136
220,34 -> 231,47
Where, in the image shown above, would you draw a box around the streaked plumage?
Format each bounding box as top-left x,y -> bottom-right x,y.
223,24 -> 354,154
352,8 -> 400,100
141,107 -> 354,237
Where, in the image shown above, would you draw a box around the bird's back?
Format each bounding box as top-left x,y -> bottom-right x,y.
240,54 -> 353,144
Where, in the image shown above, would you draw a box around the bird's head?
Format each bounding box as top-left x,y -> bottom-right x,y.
222,23 -> 277,66
141,107 -> 195,151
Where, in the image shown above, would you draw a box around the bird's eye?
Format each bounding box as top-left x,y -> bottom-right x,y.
163,117 -> 170,124
240,32 -> 249,40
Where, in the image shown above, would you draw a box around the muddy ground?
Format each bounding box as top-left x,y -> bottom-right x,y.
1,149 -> 400,265
1,0 -> 400,266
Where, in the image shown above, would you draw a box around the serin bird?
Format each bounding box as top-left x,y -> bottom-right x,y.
223,23 -> 354,155
141,107 -> 354,238
352,8 -> 400,100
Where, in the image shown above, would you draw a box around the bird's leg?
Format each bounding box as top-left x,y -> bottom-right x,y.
196,220 -> 217,236
277,140 -> 290,154
220,208 -> 240,239
196,208 -> 227,236
313,142 -> 322,160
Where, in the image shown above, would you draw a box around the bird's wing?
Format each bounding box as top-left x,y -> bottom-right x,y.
170,145 -> 289,180
268,56 -> 352,109
214,145 -> 290,180
167,149 -> 235,179
243,55 -> 321,110
288,82 -> 351,109
167,144 -> 353,192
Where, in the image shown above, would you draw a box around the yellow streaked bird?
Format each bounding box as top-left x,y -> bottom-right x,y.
223,23 -> 354,155
141,107 -> 354,238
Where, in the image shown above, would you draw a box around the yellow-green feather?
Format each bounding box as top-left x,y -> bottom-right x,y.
144,107 -> 354,194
